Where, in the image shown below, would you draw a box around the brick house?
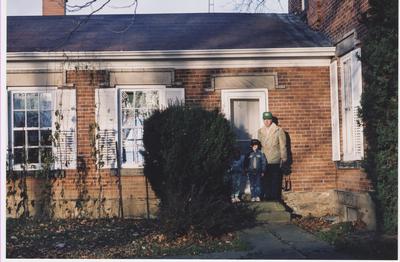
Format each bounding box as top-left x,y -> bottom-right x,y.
6,0 -> 375,228
286,0 -> 374,227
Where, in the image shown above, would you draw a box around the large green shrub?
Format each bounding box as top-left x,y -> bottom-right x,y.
361,0 -> 398,233
143,105 -> 255,236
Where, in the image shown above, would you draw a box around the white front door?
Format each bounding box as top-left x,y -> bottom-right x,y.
221,89 -> 268,153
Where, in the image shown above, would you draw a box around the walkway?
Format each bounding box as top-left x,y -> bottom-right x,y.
170,222 -> 351,259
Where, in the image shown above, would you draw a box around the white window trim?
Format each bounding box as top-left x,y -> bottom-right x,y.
116,85 -> 166,169
330,61 -> 340,161
8,86 -> 57,171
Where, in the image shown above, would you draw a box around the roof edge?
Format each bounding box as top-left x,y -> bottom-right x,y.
7,47 -> 335,61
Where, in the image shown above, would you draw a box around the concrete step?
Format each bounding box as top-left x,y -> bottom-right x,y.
248,201 -> 291,223
251,201 -> 286,212
256,210 -> 291,223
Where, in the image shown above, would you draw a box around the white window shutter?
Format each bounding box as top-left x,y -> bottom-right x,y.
54,89 -> 77,169
165,88 -> 185,106
351,48 -> 364,160
95,88 -> 117,169
330,60 -> 340,161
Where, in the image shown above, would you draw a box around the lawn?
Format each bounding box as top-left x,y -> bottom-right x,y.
7,218 -> 247,259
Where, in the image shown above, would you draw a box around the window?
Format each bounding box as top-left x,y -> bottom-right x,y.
120,89 -> 161,167
95,86 -> 184,169
11,91 -> 53,169
340,48 -> 364,161
8,88 -> 77,170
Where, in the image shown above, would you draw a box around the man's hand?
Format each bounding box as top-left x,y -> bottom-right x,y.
261,173 -> 264,177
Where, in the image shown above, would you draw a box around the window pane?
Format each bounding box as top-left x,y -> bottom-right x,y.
13,111 -> 25,127
13,93 -> 25,110
14,131 -> 25,147
122,109 -> 134,128
132,127 -> 143,140
26,93 -> 39,109
28,148 -> 39,164
40,111 -> 52,128
14,148 -> 25,164
343,60 -> 352,109
27,111 -> 39,127
40,148 -> 53,163
121,92 -> 134,109
40,130 -> 53,146
28,130 -> 39,146
135,91 -> 146,108
134,140 -> 144,164
122,128 -> 134,164
135,109 -> 148,126
40,93 -> 52,110
147,91 -> 159,109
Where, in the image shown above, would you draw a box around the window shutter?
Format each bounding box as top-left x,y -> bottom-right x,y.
54,89 -> 77,169
330,61 -> 340,161
165,88 -> 185,106
351,48 -> 364,160
95,88 -> 117,169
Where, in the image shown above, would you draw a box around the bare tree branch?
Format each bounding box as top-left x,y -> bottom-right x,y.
109,0 -> 138,34
234,0 -> 284,13
50,0 -> 112,51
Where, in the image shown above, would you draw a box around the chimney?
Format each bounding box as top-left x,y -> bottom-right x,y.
43,0 -> 66,16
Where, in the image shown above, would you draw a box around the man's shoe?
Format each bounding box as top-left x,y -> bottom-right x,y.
235,197 -> 241,202
251,197 -> 256,202
255,197 -> 261,202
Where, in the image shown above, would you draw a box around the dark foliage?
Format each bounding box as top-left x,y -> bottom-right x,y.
143,105 -> 256,237
360,0 -> 398,233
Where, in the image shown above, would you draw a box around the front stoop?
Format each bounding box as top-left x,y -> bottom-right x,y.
250,201 -> 291,223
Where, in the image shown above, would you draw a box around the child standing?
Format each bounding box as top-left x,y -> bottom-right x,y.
229,148 -> 245,203
244,139 -> 267,202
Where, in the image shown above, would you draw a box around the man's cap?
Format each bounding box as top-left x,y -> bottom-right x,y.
262,111 -> 273,120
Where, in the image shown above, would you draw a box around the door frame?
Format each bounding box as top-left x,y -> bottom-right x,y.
221,89 -> 268,129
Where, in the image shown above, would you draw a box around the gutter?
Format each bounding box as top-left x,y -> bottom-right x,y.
7,47 -> 336,62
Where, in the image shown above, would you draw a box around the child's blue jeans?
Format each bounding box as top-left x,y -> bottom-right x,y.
231,172 -> 242,197
248,171 -> 261,198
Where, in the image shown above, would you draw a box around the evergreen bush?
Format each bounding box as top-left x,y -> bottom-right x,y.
361,0 -> 398,233
143,105 -> 256,236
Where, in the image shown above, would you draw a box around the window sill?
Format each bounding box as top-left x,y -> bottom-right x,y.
120,168 -> 144,176
6,169 -> 66,178
335,161 -> 362,170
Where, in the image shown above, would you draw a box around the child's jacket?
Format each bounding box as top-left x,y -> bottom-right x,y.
230,155 -> 245,174
244,149 -> 267,174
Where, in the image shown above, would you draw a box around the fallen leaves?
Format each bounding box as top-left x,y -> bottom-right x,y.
6,218 -> 240,259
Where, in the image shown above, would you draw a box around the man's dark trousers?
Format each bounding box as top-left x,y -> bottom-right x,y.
262,164 -> 282,200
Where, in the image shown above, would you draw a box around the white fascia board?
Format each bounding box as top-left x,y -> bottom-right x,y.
7,47 -> 335,62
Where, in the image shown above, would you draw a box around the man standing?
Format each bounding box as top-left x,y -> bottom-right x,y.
258,112 -> 287,200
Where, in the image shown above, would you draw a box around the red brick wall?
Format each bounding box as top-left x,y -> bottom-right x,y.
288,0 -> 302,14
289,0 -> 369,43
7,67 -> 373,219
6,70 -> 158,219
43,0 -> 65,16
318,0 -> 369,43
306,0 -> 322,30
175,67 -> 372,193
